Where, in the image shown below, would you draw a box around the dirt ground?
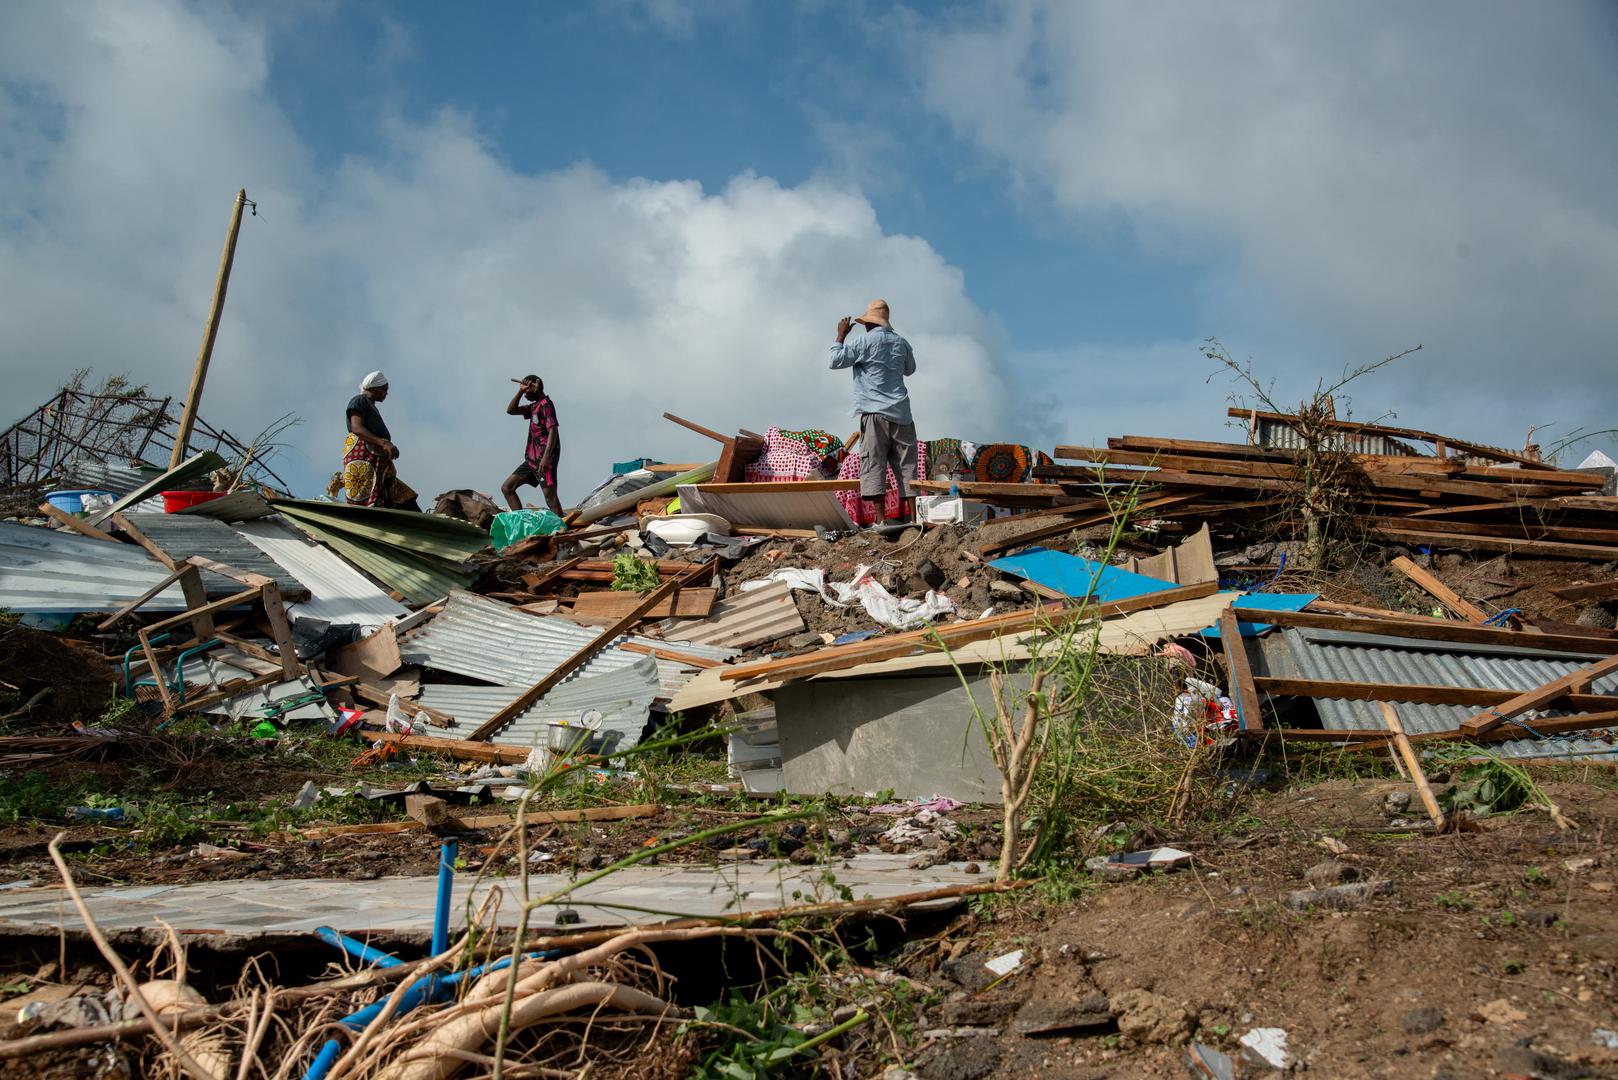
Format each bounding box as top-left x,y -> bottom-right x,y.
893,778 -> 1618,1080
0,623 -> 114,724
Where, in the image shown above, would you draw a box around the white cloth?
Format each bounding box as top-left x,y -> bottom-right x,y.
360,370 -> 389,390
740,563 -> 956,630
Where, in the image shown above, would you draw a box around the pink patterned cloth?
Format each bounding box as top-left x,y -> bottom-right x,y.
743,426 -> 843,484
836,440 -> 929,525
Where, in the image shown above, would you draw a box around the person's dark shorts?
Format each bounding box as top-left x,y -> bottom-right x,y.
508,462 -> 556,488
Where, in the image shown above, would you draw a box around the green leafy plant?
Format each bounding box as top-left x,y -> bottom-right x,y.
610,551 -> 661,592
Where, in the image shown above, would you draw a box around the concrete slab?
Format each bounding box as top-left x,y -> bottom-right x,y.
775,673 -> 1026,802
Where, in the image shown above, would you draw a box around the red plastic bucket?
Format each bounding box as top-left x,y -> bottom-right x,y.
161,490 -> 227,513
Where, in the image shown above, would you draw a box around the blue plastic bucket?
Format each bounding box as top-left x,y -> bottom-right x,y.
44,489 -> 114,515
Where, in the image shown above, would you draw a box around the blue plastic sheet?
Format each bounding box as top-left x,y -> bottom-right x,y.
988,547 -> 1181,604
1199,592 -> 1319,639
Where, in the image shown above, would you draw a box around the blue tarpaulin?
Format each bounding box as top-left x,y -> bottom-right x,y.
988,547 -> 1184,604
1199,592 -> 1318,638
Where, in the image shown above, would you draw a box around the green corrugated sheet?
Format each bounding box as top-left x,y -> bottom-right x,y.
270,499 -> 490,561
85,451 -> 229,527
287,516 -> 475,606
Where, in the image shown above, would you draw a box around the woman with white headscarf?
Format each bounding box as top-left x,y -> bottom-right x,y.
333,371 -> 420,510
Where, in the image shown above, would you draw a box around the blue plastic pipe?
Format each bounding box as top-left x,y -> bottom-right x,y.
314,926 -> 403,969
303,1039 -> 341,1080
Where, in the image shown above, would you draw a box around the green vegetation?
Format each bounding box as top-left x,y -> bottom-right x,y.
610,550 -> 661,592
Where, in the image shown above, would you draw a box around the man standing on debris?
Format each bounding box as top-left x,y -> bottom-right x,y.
337,371 -> 420,511
501,375 -> 564,515
831,299 -> 917,524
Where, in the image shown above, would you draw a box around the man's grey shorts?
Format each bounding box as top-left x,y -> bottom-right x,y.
859,413 -> 918,499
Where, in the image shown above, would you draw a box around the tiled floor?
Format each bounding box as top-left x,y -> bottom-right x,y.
0,855 -> 979,939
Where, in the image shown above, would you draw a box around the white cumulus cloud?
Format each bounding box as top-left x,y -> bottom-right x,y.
0,1 -> 1011,502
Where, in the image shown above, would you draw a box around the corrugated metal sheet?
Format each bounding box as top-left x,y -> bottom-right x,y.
666,591 -> 1242,711
84,452 -> 228,528
161,651 -> 334,722
398,590 -> 732,694
661,580 -> 805,649
0,520 -> 192,613
270,500 -> 491,562
174,491 -> 275,522
54,459 -> 166,496
121,513 -> 307,598
418,657 -> 661,747
1251,418 -> 1417,457
677,485 -> 854,530
280,516 -> 473,606
1258,627 -> 1618,761
232,518 -> 409,630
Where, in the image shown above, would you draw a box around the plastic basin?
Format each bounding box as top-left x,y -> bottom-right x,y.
161,490 -> 226,513
44,489 -> 114,515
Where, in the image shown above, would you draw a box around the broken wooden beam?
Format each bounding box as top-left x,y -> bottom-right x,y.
1219,608 -> 1263,732
1388,556 -> 1489,623
1458,652 -> 1618,737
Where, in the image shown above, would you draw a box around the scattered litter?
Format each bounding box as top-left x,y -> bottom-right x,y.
983,949 -> 1025,978
1240,1026 -> 1292,1070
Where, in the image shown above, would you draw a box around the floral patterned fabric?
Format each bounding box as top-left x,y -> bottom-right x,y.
973,443 -> 1034,484
340,433 -> 417,508
835,440 -> 930,525
743,426 -> 845,483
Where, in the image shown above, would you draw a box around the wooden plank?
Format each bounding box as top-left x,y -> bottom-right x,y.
1381,704 -> 1446,831
184,555 -> 275,588
733,527 -> 820,539
1109,435 -> 1298,462
176,564 -> 216,642
366,731 -> 525,763
1224,407 -> 1546,467
470,565 -> 711,740
719,580 -> 1222,685
643,463 -> 705,473
1220,609 -> 1264,731
1305,599 -> 1456,624
661,412 -> 732,445
570,587 -> 716,619
37,502 -> 118,542
112,512 -> 178,569
714,435 -> 765,484
1035,463 -> 1291,493
1373,517 -> 1618,546
1247,606 -> 1618,655
975,494 -> 1201,557
690,480 -> 860,495
1549,580 -> 1618,604
258,582 -> 301,681
1373,527 -> 1618,560
1458,652 -> 1618,737
1254,676 -> 1618,711
95,565 -> 190,630
140,582 -> 262,638
350,684 -> 454,728
520,555 -> 589,593
617,641 -> 722,669
1389,556 -> 1489,623
171,671 -> 284,715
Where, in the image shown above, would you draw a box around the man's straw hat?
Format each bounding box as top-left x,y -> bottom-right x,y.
854,299 -> 890,327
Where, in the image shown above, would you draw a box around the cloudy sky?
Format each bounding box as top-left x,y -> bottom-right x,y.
4,1 -> 1616,501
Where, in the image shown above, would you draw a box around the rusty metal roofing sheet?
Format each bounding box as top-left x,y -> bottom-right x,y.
418,656 -> 662,748
398,590 -> 733,694
0,520 -> 192,613
677,485 -> 854,530
232,518 -> 408,629
1257,627 -> 1618,762
122,513 -> 307,598
660,580 -> 805,650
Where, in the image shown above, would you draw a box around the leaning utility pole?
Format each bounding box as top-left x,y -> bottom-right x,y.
170,188 -> 250,469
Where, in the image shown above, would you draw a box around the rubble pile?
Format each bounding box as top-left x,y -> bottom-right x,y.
3,396 -> 1618,1077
